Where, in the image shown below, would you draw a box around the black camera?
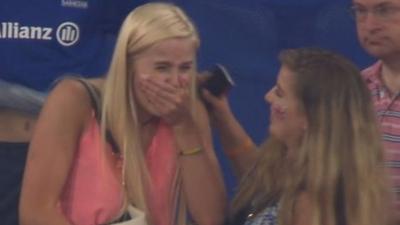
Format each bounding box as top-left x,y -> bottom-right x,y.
200,64 -> 235,96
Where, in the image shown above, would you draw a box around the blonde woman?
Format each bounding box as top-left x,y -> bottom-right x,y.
203,48 -> 390,225
19,3 -> 226,225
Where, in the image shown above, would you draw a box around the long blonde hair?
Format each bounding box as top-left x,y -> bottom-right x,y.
100,2 -> 200,222
232,48 -> 389,225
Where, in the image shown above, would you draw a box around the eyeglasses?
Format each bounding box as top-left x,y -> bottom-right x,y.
350,4 -> 400,22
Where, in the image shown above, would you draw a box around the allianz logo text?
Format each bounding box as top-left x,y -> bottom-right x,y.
0,22 -> 80,47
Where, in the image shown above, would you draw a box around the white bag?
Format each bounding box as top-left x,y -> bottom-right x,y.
110,205 -> 147,225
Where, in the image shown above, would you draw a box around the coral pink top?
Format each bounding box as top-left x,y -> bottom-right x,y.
59,115 -> 124,225
146,120 -> 178,225
59,116 -> 179,225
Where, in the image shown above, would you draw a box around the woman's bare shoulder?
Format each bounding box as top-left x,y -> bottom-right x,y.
41,78 -> 97,124
51,79 -> 93,103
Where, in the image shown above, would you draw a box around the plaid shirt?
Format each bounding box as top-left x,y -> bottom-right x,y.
362,61 -> 400,210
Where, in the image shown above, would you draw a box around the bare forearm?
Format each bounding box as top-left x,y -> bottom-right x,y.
174,125 -> 226,225
212,108 -> 257,177
180,154 -> 226,225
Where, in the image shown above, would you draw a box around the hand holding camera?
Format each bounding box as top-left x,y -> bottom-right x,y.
199,64 -> 235,97
199,64 -> 235,117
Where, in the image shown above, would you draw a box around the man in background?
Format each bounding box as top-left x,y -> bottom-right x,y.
352,0 -> 400,219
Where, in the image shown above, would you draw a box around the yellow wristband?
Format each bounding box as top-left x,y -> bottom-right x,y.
180,146 -> 203,156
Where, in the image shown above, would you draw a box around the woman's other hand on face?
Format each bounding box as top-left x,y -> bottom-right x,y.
139,74 -> 192,125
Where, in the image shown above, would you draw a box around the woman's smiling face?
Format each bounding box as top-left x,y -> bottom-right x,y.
264,65 -> 307,148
